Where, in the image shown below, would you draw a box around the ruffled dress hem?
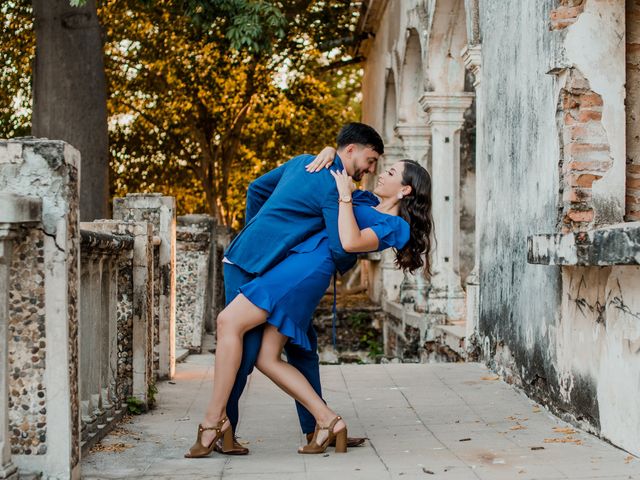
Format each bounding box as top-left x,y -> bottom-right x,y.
238,283 -> 313,351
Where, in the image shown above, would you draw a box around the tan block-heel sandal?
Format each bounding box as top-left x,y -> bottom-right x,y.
298,415 -> 347,454
184,416 -> 233,458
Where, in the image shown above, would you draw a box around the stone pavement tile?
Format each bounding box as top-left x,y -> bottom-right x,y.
81,357 -> 640,480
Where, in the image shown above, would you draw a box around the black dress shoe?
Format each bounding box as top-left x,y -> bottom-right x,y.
213,436 -> 249,455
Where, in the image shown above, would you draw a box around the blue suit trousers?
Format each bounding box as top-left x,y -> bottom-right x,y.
223,263 -> 321,434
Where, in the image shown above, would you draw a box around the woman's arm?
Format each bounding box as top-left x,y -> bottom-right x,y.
330,169 -> 379,252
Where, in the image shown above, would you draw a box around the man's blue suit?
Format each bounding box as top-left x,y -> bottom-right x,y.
223,153 -> 365,434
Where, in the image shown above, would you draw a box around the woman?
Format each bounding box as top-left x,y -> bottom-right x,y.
185,152 -> 434,458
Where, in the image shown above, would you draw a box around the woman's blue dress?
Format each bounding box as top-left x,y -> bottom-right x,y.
238,196 -> 410,351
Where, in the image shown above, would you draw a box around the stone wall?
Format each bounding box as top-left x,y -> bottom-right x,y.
175,215 -> 214,353
7,227 -> 46,455
478,0 -> 640,457
0,139 -> 82,479
113,194 -> 176,380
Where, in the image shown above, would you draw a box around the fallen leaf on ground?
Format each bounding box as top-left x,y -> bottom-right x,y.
544,436 -> 582,445
530,446 -> 545,451
422,467 -> 435,474
481,375 -> 499,381
625,455 -> 634,464
510,424 -> 527,430
89,442 -> 133,453
532,406 -> 541,413
552,427 -> 576,435
506,415 -> 517,421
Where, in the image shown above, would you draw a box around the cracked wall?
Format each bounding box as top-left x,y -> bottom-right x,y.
479,0 -> 640,456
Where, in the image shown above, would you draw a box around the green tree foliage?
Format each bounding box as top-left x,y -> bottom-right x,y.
1,0 -> 363,228
0,0 -> 33,138
104,0 -> 362,226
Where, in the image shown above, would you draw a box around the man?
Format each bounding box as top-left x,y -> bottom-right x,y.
218,122 -> 383,453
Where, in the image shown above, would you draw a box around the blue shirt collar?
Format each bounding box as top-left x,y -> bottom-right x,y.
333,153 -> 345,171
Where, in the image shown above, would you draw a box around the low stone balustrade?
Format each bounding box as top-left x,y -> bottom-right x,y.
175,215 -> 215,353
0,139 -> 82,479
0,139 -> 174,479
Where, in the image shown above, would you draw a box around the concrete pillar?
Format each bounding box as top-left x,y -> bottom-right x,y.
0,194 -> 41,480
113,194 -> 176,379
419,93 -> 474,321
377,142 -> 406,303
394,123 -> 432,311
461,44 -> 483,342
0,139 -> 82,479
176,215 -> 215,353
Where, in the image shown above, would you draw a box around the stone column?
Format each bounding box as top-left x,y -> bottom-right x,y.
419,93 -> 474,321
395,123 -> 432,311
0,139 -> 82,479
0,194 -> 41,480
176,215 -> 214,353
461,45 -> 482,341
113,194 -> 176,379
378,142 -> 406,304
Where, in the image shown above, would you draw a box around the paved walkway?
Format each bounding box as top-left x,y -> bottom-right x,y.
81,354 -> 638,479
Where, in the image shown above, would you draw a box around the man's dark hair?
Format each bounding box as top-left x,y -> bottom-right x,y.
336,122 -> 384,155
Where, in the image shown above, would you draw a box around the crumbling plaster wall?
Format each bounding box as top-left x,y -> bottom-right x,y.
479,0 -> 564,395
480,0 -> 640,456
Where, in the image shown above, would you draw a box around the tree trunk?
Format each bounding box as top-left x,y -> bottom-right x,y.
32,0 -> 109,221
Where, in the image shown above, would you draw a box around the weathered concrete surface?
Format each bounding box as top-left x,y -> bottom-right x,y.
478,1 -> 640,458
81,350 -> 638,480
528,222 -> 640,266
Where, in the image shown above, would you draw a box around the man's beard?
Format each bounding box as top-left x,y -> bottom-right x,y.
352,170 -> 364,182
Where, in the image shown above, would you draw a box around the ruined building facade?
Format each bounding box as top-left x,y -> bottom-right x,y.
356,0 -> 640,456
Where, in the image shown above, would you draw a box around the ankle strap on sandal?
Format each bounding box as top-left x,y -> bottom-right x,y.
199,416 -> 228,433
318,415 -> 342,431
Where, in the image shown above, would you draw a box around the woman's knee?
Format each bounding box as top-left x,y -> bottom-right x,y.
216,309 -> 236,336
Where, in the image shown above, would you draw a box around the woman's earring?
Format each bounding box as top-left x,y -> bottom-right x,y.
397,192 -> 404,200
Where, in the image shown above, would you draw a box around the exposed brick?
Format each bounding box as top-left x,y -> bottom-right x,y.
564,112 -> 578,125
550,6 -> 584,20
627,177 -> 640,189
559,0 -> 584,6
563,188 -> 591,203
551,18 -> 577,30
579,93 -> 603,107
562,95 -> 580,110
628,164 -> 640,174
577,109 -> 603,122
565,143 -> 609,155
568,173 -> 602,188
565,124 -> 606,145
564,159 -> 612,172
567,209 -> 594,222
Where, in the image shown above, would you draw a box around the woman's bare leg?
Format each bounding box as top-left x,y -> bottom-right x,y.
255,325 -> 346,446
200,294 -> 268,447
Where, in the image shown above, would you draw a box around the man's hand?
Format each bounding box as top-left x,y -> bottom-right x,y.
306,146 -> 337,173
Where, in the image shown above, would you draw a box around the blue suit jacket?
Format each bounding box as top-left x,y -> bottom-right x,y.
224,154 -> 377,276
